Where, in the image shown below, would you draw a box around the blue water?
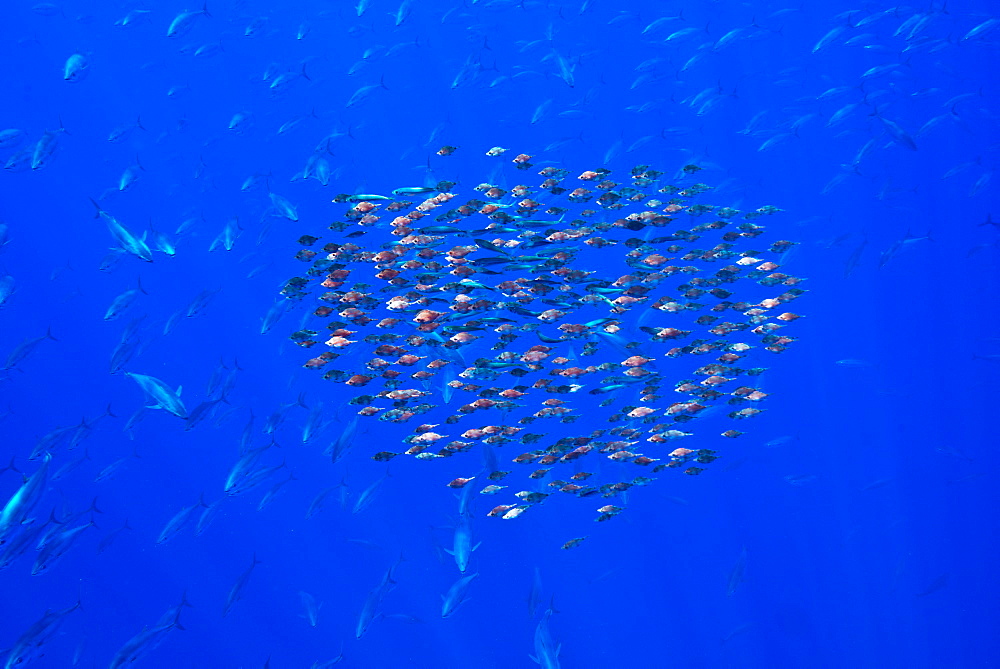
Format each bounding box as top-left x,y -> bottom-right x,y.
1,1 -> 997,667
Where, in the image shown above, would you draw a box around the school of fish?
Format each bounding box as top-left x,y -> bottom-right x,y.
281,149 -> 801,530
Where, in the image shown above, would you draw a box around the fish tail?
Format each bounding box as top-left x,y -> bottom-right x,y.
87,496 -> 104,514
87,197 -> 103,218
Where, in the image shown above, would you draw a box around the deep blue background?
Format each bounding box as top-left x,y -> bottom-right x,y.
0,0 -> 997,667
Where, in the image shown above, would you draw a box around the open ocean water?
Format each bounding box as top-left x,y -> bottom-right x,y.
0,0 -> 997,667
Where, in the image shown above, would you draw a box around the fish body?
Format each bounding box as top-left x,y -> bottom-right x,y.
441,572 -> 478,618
4,323 -> 56,378
356,555 -> 402,638
0,128 -> 25,148
104,281 -> 147,321
726,547 -> 747,596
299,591 -> 322,627
63,53 -> 88,82
157,495 -> 207,544
195,497 -> 223,536
269,192 -> 299,221
114,9 -> 152,28
90,200 -> 154,262
109,596 -> 189,668
0,274 -> 15,308
167,2 -> 210,38
226,461 -> 284,497
258,473 -> 296,510
31,124 -> 67,170
0,453 -> 52,539
32,519 -> 95,574
446,511 -> 480,573
223,443 -> 272,493
222,554 -> 261,617
126,372 -> 187,418
530,606 -> 561,668
3,599 -> 80,669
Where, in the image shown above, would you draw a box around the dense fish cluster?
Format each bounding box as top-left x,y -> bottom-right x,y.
282,149 -> 801,530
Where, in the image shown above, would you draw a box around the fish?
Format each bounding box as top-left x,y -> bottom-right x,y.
844,237 -> 867,278
166,2 -> 210,38
0,128 -> 26,148
94,448 -> 141,483
63,53 -> 89,82
726,546 -> 747,596
32,518 -> 96,574
269,192 -> 299,221
31,122 -> 68,170
872,111 -> 918,151
209,217 -> 242,252
0,453 -> 52,541
122,406 -> 148,439
2,328 -> 57,374
812,26 -> 845,52
346,78 -> 388,108
529,602 -> 561,668
356,553 -> 403,638
305,486 -> 337,519
125,372 -> 188,419
114,9 -> 152,28
963,18 -> 1000,41
258,473 -> 296,511
104,278 -> 148,321
109,594 -> 191,668
97,518 -> 132,554
224,442 -> 274,494
0,274 -> 15,308
222,554 -> 262,617
445,510 -> 480,573
299,591 -> 322,627
195,498 -> 224,536
352,471 -> 388,514
156,494 -> 208,544
3,599 -> 81,668
88,199 -> 154,262
281,153 -> 803,539
441,572 -> 479,618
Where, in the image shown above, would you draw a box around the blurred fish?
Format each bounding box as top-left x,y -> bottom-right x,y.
109,594 -> 191,668
446,510 -> 480,573
64,53 -> 88,82
32,517 -> 96,574
2,328 -> 57,376
3,599 -> 80,667
356,553 -> 403,639
222,554 -> 261,617
258,473 -> 296,511
529,602 -> 561,669
726,546 -> 747,596
104,278 -> 148,321
0,453 -> 52,541
299,591 -> 322,627
441,572 -> 478,618
195,498 -> 224,536
156,494 -> 208,544
97,518 -> 132,553
166,2 -> 210,38
31,121 -> 68,170
0,273 -> 15,308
